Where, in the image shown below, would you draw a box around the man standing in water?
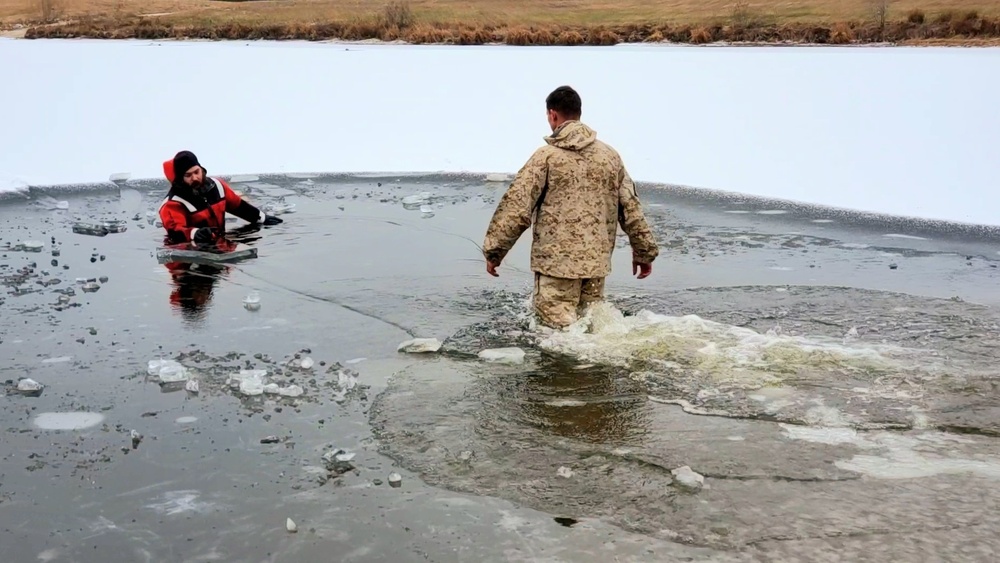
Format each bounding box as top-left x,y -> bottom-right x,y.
482,85 -> 660,329
159,150 -> 283,246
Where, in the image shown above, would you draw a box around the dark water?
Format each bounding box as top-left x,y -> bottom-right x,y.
2,174 -> 999,562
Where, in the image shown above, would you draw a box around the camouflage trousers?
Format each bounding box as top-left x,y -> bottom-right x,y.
533,272 -> 606,329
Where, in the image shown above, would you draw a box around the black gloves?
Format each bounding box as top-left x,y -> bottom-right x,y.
262,214 -> 283,226
192,227 -> 215,245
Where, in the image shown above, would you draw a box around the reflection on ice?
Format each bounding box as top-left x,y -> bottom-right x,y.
782,424 -> 1000,480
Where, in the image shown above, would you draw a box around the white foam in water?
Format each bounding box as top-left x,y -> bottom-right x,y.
536,302 -> 927,388
884,233 -> 929,240
478,347 -> 526,364
756,210 -> 788,215
811,219 -> 835,223
545,399 -> 588,407
398,338 -> 442,353
33,412 -> 105,430
724,210 -> 751,214
175,416 -> 198,424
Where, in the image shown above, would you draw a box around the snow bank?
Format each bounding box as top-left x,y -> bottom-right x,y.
0,39 -> 997,225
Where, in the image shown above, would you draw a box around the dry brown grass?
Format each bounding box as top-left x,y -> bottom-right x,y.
5,0 -> 1000,45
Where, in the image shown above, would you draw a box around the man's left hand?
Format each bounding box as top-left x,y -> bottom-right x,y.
263,214 -> 283,226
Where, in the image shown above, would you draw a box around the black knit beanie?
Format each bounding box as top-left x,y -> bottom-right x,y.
172,151 -> 204,182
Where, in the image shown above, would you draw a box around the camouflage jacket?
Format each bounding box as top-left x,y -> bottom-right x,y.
483,120 -> 659,279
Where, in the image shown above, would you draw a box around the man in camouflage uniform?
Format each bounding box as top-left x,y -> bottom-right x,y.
482,85 -> 660,329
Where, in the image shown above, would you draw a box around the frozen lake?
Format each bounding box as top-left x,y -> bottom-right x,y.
0,39 -> 999,225
1,174 -> 999,561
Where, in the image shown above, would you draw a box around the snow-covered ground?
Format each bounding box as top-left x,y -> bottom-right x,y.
1,38 -> 998,225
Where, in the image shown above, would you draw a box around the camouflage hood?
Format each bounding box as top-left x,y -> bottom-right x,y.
543,120 -> 597,151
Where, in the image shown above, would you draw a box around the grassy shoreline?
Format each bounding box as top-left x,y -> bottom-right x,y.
6,1 -> 1000,46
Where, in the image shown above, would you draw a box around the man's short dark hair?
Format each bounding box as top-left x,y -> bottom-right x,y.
546,86 -> 582,118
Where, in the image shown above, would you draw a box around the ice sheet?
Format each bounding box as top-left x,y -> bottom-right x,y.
0,39 -> 997,225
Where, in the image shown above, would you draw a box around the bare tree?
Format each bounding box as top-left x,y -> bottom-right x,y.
869,0 -> 891,40
38,0 -> 60,23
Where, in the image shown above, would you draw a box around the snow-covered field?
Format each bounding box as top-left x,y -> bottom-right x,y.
1,38 -> 998,225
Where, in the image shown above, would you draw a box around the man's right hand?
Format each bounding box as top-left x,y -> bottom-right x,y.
192,227 -> 215,246
486,259 -> 500,277
632,260 -> 652,280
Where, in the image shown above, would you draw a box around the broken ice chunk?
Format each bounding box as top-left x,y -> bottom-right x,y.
229,369 -> 267,395
263,383 -> 281,395
148,359 -> 188,382
278,384 -> 304,398
337,369 -> 358,390
239,378 -> 264,396
102,220 -> 127,234
16,378 -> 44,396
72,222 -> 109,237
477,347 -> 525,364
185,379 -> 199,394
286,517 -> 297,533
243,291 -> 261,311
22,240 -> 44,252
557,466 -> 574,478
159,363 -> 188,383
397,338 -> 442,353
388,472 -> 402,488
671,466 -> 704,491
323,448 -> 356,475
299,357 -> 314,370
402,192 -> 430,206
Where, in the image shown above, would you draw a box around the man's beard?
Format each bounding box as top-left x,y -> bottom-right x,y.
190,178 -> 209,194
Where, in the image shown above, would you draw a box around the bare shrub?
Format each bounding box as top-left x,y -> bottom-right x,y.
830,22 -> 854,44
907,9 -> 925,24
645,30 -> 664,43
556,29 -> 585,45
690,26 -> 712,44
503,26 -> 532,45
406,24 -> 450,44
587,27 -> 620,45
382,1 -> 413,29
